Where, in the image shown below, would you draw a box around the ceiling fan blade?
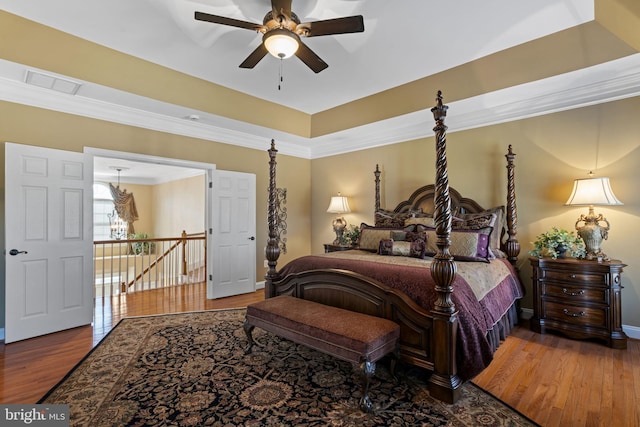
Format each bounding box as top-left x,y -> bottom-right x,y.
295,42 -> 328,73
299,15 -> 364,37
195,11 -> 263,31
239,43 -> 269,69
271,0 -> 292,20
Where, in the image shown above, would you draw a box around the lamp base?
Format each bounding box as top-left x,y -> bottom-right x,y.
332,217 -> 347,246
576,206 -> 611,262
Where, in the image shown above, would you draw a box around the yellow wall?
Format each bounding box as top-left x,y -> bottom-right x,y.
151,175 -> 206,238
1,1 -> 639,333
1,97 -> 639,332
0,100 -> 312,330
311,96 -> 640,328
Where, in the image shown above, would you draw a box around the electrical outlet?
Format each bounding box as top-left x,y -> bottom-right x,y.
264,259 -> 269,268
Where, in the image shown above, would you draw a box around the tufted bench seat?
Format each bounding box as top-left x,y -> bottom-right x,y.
243,295 -> 400,412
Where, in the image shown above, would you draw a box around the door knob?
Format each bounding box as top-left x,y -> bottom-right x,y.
9,249 -> 28,256
248,236 -> 255,240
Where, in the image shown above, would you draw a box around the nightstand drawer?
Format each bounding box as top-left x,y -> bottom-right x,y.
543,283 -> 608,304
543,301 -> 607,328
541,269 -> 606,286
530,257 -> 627,348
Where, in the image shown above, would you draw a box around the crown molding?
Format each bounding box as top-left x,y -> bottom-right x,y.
2,54 -> 640,160
309,54 -> 640,158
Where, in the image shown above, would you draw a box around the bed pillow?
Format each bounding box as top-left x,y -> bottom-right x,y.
375,208 -> 425,228
458,206 -> 505,257
418,212 -> 497,260
405,216 -> 436,228
374,209 -> 411,228
378,239 -> 427,259
422,228 -> 493,262
390,230 -> 427,242
358,223 -> 414,252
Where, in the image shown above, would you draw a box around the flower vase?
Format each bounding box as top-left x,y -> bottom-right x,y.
556,244 -> 568,259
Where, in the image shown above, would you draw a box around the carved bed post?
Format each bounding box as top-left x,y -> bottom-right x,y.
265,139 -> 281,298
505,145 -> 520,266
374,164 -> 381,213
428,91 -> 462,403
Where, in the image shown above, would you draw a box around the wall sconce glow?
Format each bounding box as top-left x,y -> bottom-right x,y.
264,29 -> 300,59
565,175 -> 623,261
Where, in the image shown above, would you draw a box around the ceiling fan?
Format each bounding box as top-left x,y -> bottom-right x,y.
195,0 -> 364,73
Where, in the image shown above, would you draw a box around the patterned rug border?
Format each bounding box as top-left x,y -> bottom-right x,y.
467,382 -> 539,426
37,308 -> 247,403
39,308 -> 540,426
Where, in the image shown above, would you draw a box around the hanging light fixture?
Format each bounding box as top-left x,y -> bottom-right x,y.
108,168 -> 128,240
263,29 -> 300,59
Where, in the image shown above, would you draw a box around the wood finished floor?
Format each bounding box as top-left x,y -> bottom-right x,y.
1,283 -> 638,426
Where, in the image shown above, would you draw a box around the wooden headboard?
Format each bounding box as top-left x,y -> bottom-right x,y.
372,145 -> 520,267
375,179 -> 486,216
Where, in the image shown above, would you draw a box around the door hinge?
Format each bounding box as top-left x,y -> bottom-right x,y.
209,274 -> 213,281
209,182 -> 213,188
209,228 -> 213,234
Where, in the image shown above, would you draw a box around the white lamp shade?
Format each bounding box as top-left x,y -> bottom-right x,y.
263,29 -> 299,59
326,195 -> 351,214
565,177 -> 623,206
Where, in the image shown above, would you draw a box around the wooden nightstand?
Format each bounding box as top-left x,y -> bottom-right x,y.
530,257 -> 627,349
323,244 -> 353,253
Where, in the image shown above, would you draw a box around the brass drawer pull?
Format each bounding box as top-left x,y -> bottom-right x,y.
562,288 -> 585,297
562,308 -> 586,318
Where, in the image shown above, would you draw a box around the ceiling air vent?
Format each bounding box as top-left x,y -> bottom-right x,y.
24,70 -> 82,95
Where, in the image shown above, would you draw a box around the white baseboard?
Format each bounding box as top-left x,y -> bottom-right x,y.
256,281 -> 265,290
0,327 -> 4,342
623,324 -> 640,340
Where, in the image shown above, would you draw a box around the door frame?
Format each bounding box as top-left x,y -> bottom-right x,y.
85,147 -> 217,296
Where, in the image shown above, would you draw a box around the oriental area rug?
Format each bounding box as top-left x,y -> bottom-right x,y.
40,309 -> 539,426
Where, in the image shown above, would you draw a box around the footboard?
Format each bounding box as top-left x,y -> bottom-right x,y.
268,269 -> 435,373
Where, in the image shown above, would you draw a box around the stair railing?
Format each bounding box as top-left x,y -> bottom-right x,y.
94,230 -> 206,296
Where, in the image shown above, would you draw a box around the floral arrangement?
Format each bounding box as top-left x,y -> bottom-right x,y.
129,232 -> 155,255
339,225 -> 361,246
529,227 -> 586,259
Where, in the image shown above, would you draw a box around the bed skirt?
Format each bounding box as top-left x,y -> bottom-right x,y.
486,302 -> 520,353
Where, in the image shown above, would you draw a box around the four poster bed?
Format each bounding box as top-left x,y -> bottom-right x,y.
263,91 -> 523,404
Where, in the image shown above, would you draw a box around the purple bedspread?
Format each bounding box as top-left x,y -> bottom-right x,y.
277,252 -> 524,380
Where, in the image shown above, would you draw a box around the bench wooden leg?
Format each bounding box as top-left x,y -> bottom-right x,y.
389,342 -> 400,380
358,359 -> 376,413
243,319 -> 255,354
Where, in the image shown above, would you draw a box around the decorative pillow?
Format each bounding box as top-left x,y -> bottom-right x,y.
390,230 -> 408,241
358,224 -> 414,252
423,228 -> 493,262
459,206 -> 505,257
404,230 -> 428,243
374,209 -> 411,228
405,216 -> 436,228
375,208 -> 427,228
452,213 -> 496,230
378,239 -> 426,259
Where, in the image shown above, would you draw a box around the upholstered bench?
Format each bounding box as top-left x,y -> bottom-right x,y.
243,295 -> 400,412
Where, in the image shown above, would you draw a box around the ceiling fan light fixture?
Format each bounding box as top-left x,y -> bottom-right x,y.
263,29 -> 299,59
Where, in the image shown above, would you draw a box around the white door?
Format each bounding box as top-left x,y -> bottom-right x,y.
5,143 -> 93,343
208,170 -> 256,299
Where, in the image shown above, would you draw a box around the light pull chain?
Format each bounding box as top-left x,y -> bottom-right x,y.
593,108 -> 601,175
594,135 -> 600,173
278,54 -> 285,91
